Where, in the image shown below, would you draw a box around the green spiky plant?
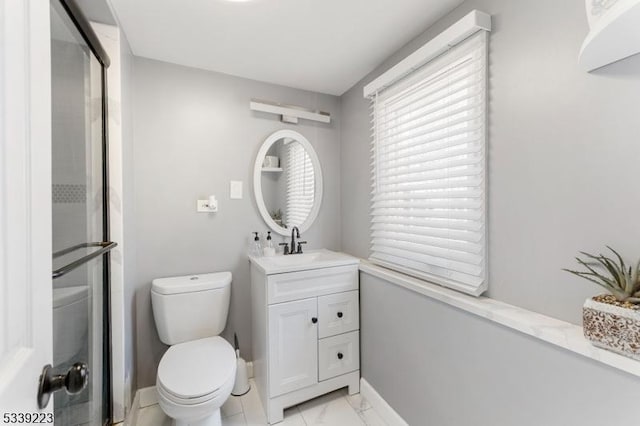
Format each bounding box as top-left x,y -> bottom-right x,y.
563,246 -> 640,304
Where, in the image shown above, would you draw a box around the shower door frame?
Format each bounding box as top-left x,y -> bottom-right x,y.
53,1 -> 113,424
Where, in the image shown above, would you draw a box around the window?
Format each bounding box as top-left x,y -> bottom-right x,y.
286,140 -> 315,227
369,31 -> 488,296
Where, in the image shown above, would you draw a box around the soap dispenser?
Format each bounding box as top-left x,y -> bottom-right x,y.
263,231 -> 275,257
249,232 -> 262,257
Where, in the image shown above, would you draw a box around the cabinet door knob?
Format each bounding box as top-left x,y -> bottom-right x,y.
337,311 -> 343,318
337,352 -> 344,360
311,317 -> 318,324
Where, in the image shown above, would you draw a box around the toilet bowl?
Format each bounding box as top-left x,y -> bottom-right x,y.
156,337 -> 236,426
151,272 -> 235,426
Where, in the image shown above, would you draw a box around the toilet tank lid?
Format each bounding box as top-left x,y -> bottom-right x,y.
152,272 -> 232,295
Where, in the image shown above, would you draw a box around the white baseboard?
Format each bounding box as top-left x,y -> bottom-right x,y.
360,378 -> 409,426
247,361 -> 254,379
123,388 -> 140,426
138,386 -> 158,408
124,386 -> 156,426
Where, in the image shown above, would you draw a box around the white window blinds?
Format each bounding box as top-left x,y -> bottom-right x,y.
286,141 -> 315,227
369,31 -> 488,296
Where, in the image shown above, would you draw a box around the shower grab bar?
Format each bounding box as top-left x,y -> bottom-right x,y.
52,241 -> 117,279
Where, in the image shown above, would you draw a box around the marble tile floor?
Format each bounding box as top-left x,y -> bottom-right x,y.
135,379 -> 387,426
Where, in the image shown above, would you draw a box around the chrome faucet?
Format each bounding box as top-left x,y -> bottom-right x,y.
287,226 -> 307,255
290,227 -> 300,253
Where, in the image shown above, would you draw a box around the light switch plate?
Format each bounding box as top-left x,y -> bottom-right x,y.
230,181 -> 243,199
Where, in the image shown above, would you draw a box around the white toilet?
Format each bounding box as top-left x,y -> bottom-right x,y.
151,272 -> 237,426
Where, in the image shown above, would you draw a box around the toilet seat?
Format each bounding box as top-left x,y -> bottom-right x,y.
157,382 -> 220,406
157,336 -> 236,404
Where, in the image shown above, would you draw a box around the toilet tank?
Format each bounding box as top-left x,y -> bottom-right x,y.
52,286 -> 89,365
151,272 -> 232,345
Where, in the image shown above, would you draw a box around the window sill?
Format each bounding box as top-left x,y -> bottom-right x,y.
359,261 -> 640,379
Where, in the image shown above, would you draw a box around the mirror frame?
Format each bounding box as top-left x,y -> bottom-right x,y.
253,129 -> 323,236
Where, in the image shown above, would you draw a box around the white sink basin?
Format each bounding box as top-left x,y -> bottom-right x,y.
266,252 -> 323,266
249,249 -> 359,274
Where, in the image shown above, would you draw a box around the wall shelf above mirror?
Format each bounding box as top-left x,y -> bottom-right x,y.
250,99 -> 331,124
253,130 -> 323,236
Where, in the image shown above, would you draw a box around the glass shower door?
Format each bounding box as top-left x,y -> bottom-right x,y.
50,1 -> 112,424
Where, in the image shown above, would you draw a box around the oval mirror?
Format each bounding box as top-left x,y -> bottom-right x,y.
253,130 -> 323,236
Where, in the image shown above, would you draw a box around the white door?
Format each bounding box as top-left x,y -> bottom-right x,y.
0,0 -> 53,415
268,298 -> 318,397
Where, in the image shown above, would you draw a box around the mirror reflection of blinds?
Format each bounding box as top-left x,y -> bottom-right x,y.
370,31 -> 488,296
286,142 -> 315,227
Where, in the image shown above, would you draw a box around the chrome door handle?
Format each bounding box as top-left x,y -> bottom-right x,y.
37,363 -> 89,409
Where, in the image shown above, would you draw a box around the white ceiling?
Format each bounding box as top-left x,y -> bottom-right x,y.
108,0 -> 464,96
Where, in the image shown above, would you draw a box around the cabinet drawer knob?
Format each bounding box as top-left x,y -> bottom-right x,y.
337,352 -> 344,360
311,317 -> 318,324
337,312 -> 343,318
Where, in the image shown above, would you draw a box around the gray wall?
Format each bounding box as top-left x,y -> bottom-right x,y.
131,57 -> 342,388
340,0 -> 640,325
361,272 -> 640,426
341,0 -> 640,423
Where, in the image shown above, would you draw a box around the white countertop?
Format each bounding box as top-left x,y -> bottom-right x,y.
249,249 -> 360,275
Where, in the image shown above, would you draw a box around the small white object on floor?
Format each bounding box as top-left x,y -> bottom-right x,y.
232,351 -> 250,396
134,379 -> 387,426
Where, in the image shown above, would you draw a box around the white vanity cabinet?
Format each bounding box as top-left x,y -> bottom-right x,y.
250,251 -> 360,424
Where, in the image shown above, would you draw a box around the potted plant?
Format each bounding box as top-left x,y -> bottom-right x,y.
564,247 -> 640,359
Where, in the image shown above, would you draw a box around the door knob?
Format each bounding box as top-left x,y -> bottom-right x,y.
311,317 -> 318,324
337,352 -> 344,360
37,362 -> 89,409
337,312 -> 343,318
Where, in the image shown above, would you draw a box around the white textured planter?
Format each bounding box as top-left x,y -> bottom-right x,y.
583,297 -> 640,360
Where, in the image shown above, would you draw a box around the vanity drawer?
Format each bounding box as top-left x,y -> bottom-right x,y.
318,291 -> 359,338
267,265 -> 358,305
318,331 -> 359,381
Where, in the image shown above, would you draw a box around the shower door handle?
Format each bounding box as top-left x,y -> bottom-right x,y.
37,363 -> 89,409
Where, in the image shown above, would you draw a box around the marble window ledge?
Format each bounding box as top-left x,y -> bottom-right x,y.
359,261 -> 640,379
